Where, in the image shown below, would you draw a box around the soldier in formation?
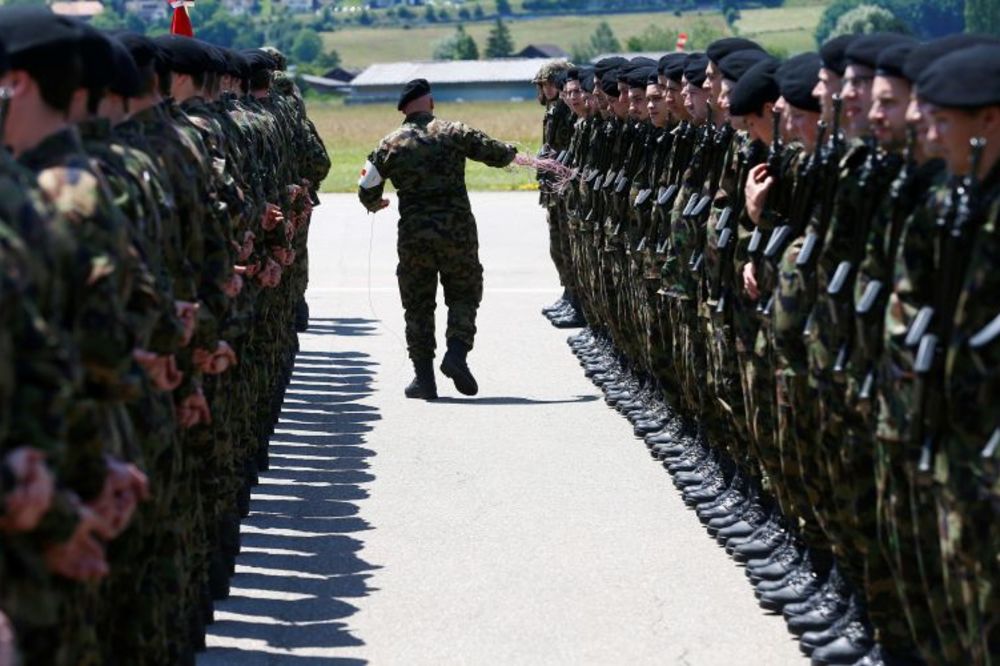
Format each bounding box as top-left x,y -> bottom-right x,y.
534,32 -> 1000,666
0,7 -> 331,665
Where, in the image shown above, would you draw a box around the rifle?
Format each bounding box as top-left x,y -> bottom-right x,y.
910,137 -> 986,478
854,126 -> 918,398
687,121 -> 736,275
826,137 -> 893,374
713,139 -> 767,312
754,105 -> 784,316
796,95 -> 844,271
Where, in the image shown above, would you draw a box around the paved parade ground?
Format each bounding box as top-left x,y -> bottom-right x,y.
199,193 -> 807,665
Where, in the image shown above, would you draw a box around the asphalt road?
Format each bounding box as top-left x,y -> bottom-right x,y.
200,192 -> 808,666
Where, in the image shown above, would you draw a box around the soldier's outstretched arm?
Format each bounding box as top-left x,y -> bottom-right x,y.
457,123 -> 517,168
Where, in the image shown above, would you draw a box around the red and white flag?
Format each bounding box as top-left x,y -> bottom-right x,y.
169,0 -> 194,37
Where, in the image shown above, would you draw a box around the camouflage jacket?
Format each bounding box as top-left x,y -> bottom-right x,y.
358,111 -> 516,228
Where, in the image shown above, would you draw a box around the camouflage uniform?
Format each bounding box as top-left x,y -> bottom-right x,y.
358,111 -> 516,361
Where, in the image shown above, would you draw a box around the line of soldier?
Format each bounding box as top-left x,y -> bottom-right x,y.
0,7 -> 331,665
534,32 -> 999,666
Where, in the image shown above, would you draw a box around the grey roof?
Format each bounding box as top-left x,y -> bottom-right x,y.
351,58 -> 562,87
517,44 -> 571,58
299,74 -> 351,91
592,51 -> 670,63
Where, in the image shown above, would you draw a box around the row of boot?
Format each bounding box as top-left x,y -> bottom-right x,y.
565,327 -> 920,666
541,290 -> 587,328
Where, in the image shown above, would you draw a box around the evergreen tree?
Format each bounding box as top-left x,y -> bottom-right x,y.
496,0 -> 512,16
966,0 -> 1000,36
589,20 -> 621,56
485,17 -> 515,58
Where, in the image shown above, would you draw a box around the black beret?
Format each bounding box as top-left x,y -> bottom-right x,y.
729,57 -> 780,116
777,52 -> 821,113
156,35 -> 212,74
397,77 -> 430,110
845,33 -> 917,71
646,70 -> 661,87
683,52 -> 709,87
629,56 -> 658,68
917,44 -> 1000,110
0,7 -> 81,69
600,71 -> 621,96
718,49 -> 771,82
594,56 -> 627,79
875,42 -> 917,80
903,33 -> 1000,84
626,65 -> 655,89
115,32 -> 162,70
820,34 -> 857,76
579,67 -> 595,93
566,67 -> 582,81
76,22 -> 115,91
217,48 -> 247,79
105,34 -> 142,97
243,48 -> 276,74
202,43 -> 228,75
707,37 -> 764,64
659,52 -> 686,83
553,68 -> 569,89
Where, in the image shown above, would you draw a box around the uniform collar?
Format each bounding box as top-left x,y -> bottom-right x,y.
404,111 -> 434,125
17,126 -> 85,172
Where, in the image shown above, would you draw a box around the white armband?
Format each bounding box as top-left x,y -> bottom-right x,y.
358,160 -> 383,189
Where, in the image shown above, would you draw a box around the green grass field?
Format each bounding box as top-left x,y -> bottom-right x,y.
309,99 -> 543,193
322,4 -> 825,70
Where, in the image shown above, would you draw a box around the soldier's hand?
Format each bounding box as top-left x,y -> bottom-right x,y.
223,273 -> 244,298
262,203 -> 284,231
44,504 -> 112,581
239,231 -> 256,261
176,388 -> 211,429
133,350 -> 183,391
0,447 -> 54,533
742,262 -> 760,301
175,301 -> 199,347
745,164 -> 774,225
86,457 -> 148,537
256,258 -> 282,288
369,198 -> 390,213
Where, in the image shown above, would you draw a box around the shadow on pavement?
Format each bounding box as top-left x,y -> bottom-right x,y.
434,394 -> 600,406
201,320 -> 381,666
302,318 -> 379,337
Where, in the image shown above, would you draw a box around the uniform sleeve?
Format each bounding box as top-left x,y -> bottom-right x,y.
358,148 -> 387,212
457,123 -> 517,168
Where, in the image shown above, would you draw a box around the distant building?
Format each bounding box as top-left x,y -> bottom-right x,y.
298,74 -> 351,95
126,0 -> 168,21
516,44 -> 570,59
273,0 -> 313,12
322,66 -> 359,83
592,51 -> 670,63
347,58 -> 556,105
222,0 -> 256,15
51,0 -> 104,20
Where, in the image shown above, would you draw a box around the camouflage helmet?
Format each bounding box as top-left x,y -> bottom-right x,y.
532,59 -> 572,85
261,46 -> 288,71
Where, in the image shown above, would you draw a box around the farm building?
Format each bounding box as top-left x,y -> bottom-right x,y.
346,58 -> 562,105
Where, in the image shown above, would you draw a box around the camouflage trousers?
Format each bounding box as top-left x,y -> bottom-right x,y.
546,205 -> 573,293
397,224 -> 483,362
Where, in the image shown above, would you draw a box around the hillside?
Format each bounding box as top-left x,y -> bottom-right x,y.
321,4 -> 825,70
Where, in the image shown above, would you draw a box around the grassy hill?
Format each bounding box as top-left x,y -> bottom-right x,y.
321,4 -> 825,70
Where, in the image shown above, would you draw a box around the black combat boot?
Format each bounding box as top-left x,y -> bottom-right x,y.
440,339 -> 478,396
405,358 -> 438,400
295,298 -> 310,332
